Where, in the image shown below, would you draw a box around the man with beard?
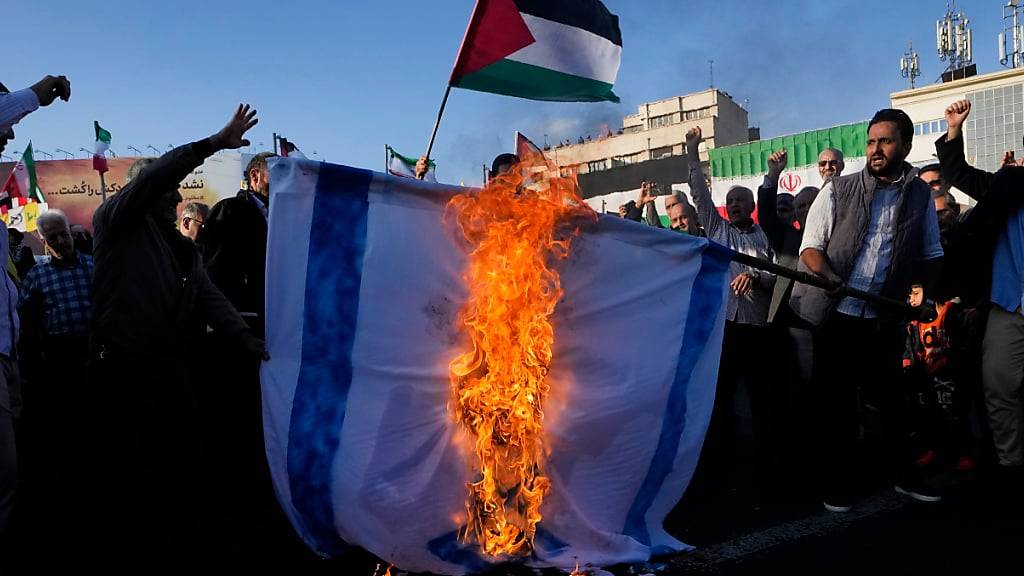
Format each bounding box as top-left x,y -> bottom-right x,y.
88,104 -> 268,567
195,151 -> 278,555
817,147 -> 845,184
793,108 -> 944,512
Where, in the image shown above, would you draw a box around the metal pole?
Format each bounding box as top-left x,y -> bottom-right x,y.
728,250 -> 935,322
424,85 -> 452,161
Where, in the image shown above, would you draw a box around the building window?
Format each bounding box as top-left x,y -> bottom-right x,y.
588,159 -> 608,172
651,146 -> 673,159
966,83 -> 1024,172
622,125 -> 642,134
610,152 -> 644,168
648,113 -> 676,129
683,107 -> 712,121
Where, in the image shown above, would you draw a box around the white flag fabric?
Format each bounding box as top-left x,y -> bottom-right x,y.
261,158 -> 731,574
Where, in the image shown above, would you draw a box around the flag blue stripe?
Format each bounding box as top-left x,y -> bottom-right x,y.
287,164 -> 373,553
622,241 -> 730,545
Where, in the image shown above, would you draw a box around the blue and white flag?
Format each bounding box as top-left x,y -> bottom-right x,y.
262,158 -> 731,575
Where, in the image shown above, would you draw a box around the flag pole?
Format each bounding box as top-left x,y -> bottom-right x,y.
99,170 -> 107,202
424,85 -> 452,161
727,250 -> 934,322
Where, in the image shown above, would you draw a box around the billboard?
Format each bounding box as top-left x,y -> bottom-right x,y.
0,152 -> 246,231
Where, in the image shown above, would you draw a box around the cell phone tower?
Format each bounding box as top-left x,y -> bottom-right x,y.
937,2 -> 973,71
900,42 -> 921,88
999,0 -> 1024,68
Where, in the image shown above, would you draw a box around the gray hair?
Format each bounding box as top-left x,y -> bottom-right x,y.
182,201 -> 210,221
819,147 -> 844,162
37,208 -> 69,231
126,157 -> 156,183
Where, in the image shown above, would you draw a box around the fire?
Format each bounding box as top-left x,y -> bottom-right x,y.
446,152 -> 594,557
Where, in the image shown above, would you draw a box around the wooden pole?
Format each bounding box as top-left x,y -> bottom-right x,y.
424,85 -> 452,161
99,170 -> 107,203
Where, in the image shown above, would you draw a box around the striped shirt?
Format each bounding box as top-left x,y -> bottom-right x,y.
0,89 -> 40,134
689,166 -> 775,326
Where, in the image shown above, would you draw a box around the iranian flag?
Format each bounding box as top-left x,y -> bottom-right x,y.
1,142 -> 45,203
387,146 -> 436,182
449,0 -> 622,102
93,121 -> 111,173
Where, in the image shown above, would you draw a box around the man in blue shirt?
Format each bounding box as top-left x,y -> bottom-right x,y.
0,73 -> 71,546
936,99 -> 1024,486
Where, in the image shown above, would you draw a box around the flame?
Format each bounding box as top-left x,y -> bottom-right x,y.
446,151 -> 595,557
372,563 -> 393,576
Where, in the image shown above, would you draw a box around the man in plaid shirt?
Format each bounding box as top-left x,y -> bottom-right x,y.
17,209 -> 93,538
20,210 -> 94,338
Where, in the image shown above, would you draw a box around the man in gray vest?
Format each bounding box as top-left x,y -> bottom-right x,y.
792,108 -> 944,512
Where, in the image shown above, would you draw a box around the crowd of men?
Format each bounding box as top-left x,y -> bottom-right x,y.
611,104 -> 1024,515
1,77 -> 275,570
2,71 -> 1024,570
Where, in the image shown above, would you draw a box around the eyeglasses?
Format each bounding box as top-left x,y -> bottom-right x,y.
184,216 -> 204,228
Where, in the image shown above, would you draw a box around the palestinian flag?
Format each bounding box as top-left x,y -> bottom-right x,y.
387,146 -> 437,182
1,142 -> 45,203
449,0 -> 621,102
93,121 -> 111,173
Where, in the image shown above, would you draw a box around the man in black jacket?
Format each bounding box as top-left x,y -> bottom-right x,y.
936,99 -> 1024,486
198,152 -> 274,336
88,104 -> 267,566
757,149 -> 819,498
194,151 -> 278,554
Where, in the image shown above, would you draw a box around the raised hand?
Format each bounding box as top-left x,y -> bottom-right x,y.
1002,151 -> 1016,169
415,156 -> 430,180
685,126 -> 703,152
637,181 -> 656,205
767,149 -> 788,181
945,100 -> 971,141
211,104 -> 258,151
30,75 -> 71,106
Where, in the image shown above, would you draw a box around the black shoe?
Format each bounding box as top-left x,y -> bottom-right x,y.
895,480 -> 942,502
822,492 -> 854,513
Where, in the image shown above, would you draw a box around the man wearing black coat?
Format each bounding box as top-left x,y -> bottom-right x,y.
195,151 -> 279,555
936,99 -> 1024,486
87,105 -> 268,567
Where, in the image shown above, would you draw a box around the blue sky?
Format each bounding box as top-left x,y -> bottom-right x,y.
4,0 -> 1011,186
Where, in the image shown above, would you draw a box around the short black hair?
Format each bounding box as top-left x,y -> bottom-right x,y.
919,163 -> 941,175
245,151 -> 277,187
490,153 -> 519,177
869,108 -> 914,146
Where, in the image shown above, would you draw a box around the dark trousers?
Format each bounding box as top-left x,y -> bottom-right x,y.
80,346 -> 202,569
772,308 -> 816,491
15,334 -> 91,554
0,354 -> 18,544
195,332 -> 281,557
701,321 -> 777,490
813,313 -> 916,499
